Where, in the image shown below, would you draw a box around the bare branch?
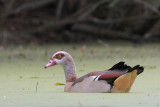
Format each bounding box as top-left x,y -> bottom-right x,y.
77,0 -> 110,21
144,20 -> 160,39
9,0 -> 56,15
135,0 -> 160,16
89,15 -> 160,24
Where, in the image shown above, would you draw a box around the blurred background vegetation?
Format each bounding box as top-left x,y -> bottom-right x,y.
0,0 -> 160,45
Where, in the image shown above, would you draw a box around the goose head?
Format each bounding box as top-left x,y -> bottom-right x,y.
45,51 -> 73,68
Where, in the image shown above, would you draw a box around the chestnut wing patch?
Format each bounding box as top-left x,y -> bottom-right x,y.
72,71 -> 121,86
98,72 -> 124,87
72,71 -> 107,86
98,72 -> 123,79
72,71 -> 125,87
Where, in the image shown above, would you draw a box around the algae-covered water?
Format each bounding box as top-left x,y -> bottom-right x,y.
0,42 -> 160,107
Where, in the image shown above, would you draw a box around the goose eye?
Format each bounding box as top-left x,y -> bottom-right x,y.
58,55 -> 61,59
55,53 -> 64,59
57,55 -> 62,59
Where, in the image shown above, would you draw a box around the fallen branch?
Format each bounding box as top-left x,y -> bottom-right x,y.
135,0 -> 160,16
72,24 -> 141,40
33,14 -> 160,33
89,15 -> 160,24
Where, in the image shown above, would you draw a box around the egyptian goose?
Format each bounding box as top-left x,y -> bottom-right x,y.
45,51 -> 144,93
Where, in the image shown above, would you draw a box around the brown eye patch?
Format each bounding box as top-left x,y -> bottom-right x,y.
54,53 -> 65,59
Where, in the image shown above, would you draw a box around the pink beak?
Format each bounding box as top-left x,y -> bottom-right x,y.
45,58 -> 56,69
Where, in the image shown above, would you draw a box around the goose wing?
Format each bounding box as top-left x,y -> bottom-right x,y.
72,61 -> 131,86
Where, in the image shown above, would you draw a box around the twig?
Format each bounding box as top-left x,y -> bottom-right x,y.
108,0 -> 119,8
56,0 -> 65,20
65,3 -> 94,19
143,20 -> 160,39
36,81 -> 38,93
78,0 -> 110,20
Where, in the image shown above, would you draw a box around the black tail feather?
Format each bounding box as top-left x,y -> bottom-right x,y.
109,61 -> 131,70
109,61 -> 144,75
127,65 -> 144,75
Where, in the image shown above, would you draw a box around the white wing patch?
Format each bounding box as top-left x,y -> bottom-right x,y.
91,75 -> 101,81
